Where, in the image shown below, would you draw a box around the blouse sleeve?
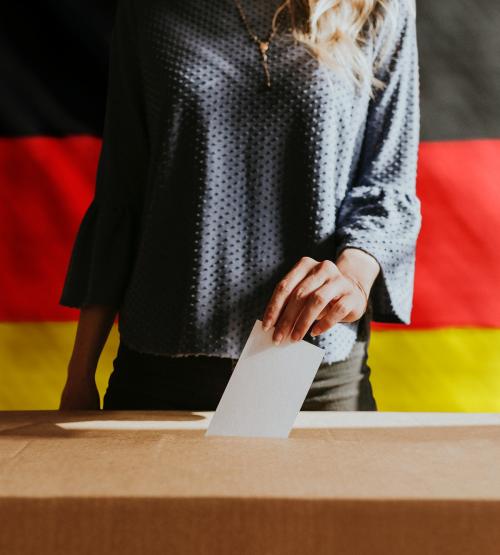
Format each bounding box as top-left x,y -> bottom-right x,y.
333,0 -> 422,324
59,0 -> 149,309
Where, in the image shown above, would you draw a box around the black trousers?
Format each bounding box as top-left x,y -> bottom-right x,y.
103,303 -> 377,412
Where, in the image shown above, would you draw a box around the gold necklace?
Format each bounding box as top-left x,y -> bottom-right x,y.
233,0 -> 289,88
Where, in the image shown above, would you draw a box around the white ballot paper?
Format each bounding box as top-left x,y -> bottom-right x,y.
205,319 -> 325,438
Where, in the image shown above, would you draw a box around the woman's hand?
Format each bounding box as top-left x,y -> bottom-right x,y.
59,373 -> 100,410
262,249 -> 380,344
59,304 -> 117,410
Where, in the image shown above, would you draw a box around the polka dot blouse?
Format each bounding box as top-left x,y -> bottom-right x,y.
59,0 -> 422,363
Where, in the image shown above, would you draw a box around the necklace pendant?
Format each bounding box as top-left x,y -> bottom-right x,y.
259,42 -> 270,86
262,62 -> 271,88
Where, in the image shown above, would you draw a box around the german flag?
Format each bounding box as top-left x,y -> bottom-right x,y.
1,1 -> 499,410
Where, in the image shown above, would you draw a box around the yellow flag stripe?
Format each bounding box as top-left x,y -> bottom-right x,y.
1,322 -> 499,411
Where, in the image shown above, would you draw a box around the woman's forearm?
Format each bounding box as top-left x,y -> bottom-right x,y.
67,305 -> 118,380
334,247 -> 381,299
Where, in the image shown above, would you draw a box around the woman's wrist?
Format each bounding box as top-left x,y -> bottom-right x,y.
67,356 -> 98,381
334,247 -> 380,300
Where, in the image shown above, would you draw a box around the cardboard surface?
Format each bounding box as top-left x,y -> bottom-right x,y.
206,319 -> 325,438
1,410 -> 500,554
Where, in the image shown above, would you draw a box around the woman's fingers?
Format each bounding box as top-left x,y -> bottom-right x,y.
316,306 -> 329,320
290,276 -> 352,341
262,256 -> 317,331
272,260 -> 339,343
310,295 -> 357,336
262,255 -> 371,343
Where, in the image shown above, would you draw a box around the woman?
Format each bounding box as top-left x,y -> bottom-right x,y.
59,0 -> 421,411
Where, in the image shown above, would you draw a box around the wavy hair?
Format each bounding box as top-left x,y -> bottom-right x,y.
271,0 -> 411,94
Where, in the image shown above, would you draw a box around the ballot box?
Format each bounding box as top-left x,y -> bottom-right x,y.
0,410 -> 499,555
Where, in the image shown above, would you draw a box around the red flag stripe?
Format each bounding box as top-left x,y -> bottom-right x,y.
1,136 -> 500,327
0,136 -> 99,321
400,139 -> 500,330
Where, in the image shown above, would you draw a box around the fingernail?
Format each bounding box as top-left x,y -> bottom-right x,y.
310,328 -> 319,337
291,331 -> 300,341
262,319 -> 271,331
273,333 -> 283,345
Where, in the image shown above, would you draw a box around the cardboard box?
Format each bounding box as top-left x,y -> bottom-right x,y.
1,410 -> 499,554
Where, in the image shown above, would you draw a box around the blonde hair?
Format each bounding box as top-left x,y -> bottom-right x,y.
272,0 -> 409,94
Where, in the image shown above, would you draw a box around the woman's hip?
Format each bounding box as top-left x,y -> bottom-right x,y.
103,303 -> 376,412
301,339 -> 377,411
301,298 -> 377,411
102,343 -> 234,410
